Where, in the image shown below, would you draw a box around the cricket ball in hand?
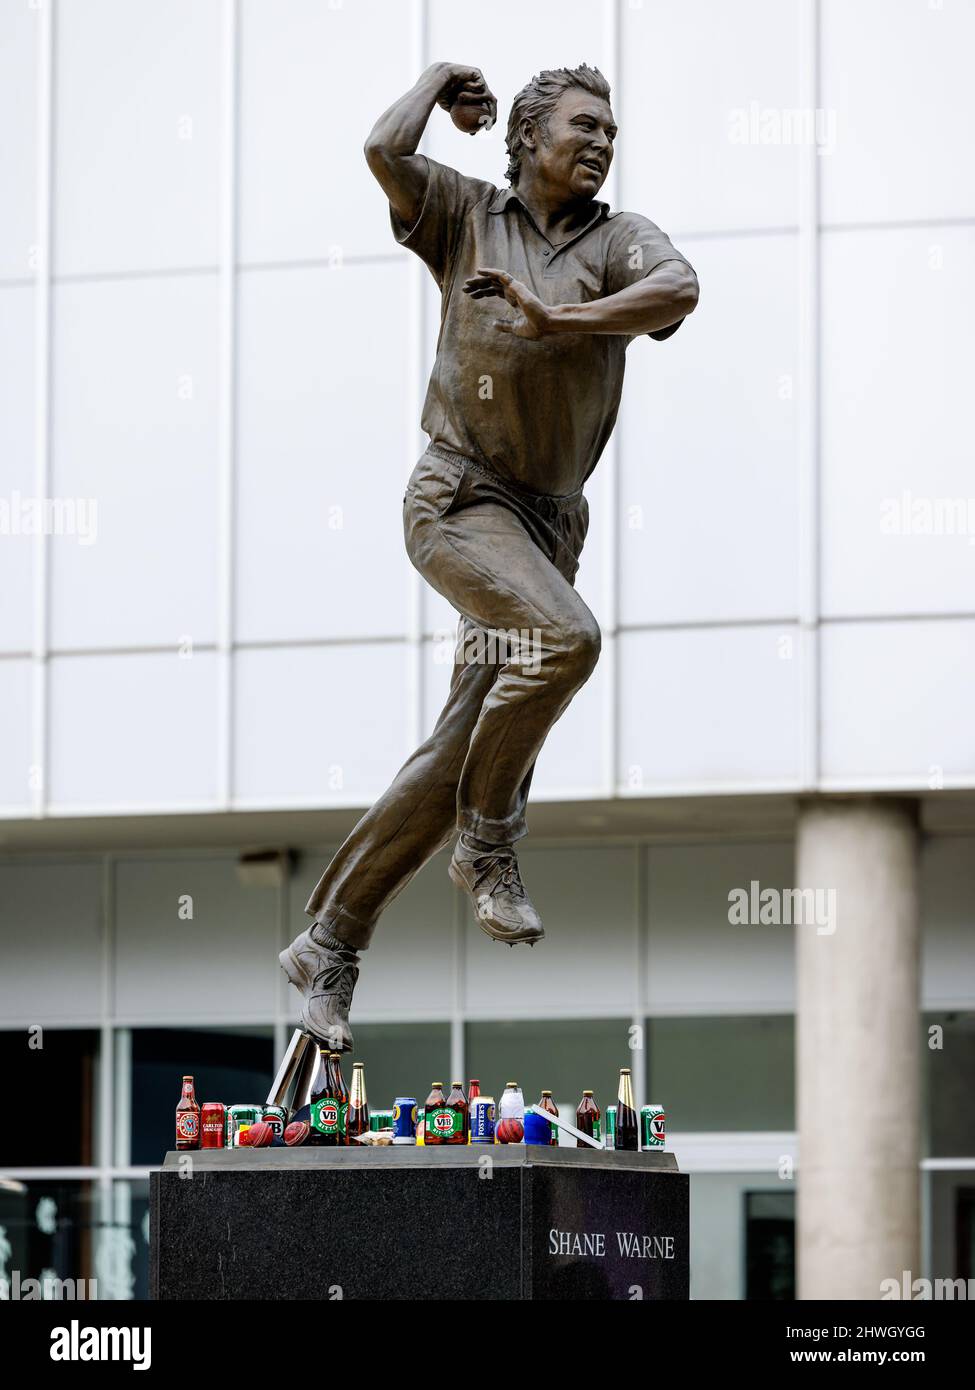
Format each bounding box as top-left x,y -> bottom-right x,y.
247,1120 -> 274,1148
496,1118 -> 524,1145
284,1120 -> 310,1147
451,100 -> 493,136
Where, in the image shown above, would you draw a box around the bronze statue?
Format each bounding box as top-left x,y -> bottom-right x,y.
280,63 -> 698,1048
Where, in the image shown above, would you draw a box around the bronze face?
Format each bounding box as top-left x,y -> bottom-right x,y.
519,87 -> 617,202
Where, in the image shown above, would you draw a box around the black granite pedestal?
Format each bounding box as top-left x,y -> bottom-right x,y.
150,1146 -> 688,1301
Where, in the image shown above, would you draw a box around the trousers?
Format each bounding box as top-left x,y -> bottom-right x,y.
305,446 -> 600,949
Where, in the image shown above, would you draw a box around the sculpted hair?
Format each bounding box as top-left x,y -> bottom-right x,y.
505,64 -> 612,186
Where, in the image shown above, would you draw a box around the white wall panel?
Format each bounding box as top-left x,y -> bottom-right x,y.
622,0 -> 801,234
290,845 -> 455,1017
239,0 -> 415,263
464,844 -> 637,1014
820,619 -> 975,785
54,0 -> 221,276
0,286 -> 35,652
234,643 -> 408,805
50,276 -> 220,650
0,861 -> 103,1021
425,0 -> 615,192
821,226 -> 975,618
647,842 -> 795,1013
620,234 -> 799,626
235,262 -> 412,642
114,856 -> 278,1021
48,651 -> 219,808
821,0 -> 975,225
618,626 -> 801,790
0,658 -> 32,810
0,0 -> 38,278
921,836 -> 975,1011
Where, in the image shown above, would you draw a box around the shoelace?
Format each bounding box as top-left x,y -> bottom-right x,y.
470,851 -> 527,901
313,958 -> 359,1006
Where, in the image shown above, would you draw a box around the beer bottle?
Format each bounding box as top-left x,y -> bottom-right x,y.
345,1061 -> 370,1144
424,1081 -> 448,1145
466,1079 -> 480,1145
445,1081 -> 469,1145
615,1068 -> 638,1151
309,1046 -> 340,1146
538,1090 -> 559,1146
576,1090 -> 601,1147
328,1052 -> 349,1143
175,1075 -> 200,1150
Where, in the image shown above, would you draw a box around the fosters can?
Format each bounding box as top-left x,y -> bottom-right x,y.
641,1104 -> 665,1149
226,1104 -> 262,1148
470,1096 -> 496,1144
392,1098 -> 417,1145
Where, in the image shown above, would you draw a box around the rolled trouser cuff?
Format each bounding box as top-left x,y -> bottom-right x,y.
306,901 -> 376,952
457,806 -> 527,846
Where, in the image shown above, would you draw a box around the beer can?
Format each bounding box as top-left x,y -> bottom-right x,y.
392,1098 -> 417,1145
470,1096 -> 496,1144
200,1102 -> 225,1149
605,1106 -> 617,1149
641,1104 -> 665,1150
226,1104 -> 262,1148
262,1103 -> 288,1141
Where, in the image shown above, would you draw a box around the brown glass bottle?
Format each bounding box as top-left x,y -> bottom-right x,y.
615,1068 -> 638,1151
424,1081 -> 449,1145
175,1075 -> 200,1150
576,1090 -> 601,1146
538,1090 -> 559,1145
444,1081 -> 469,1144
345,1062 -> 370,1144
308,1047 -> 339,1146
328,1052 -> 349,1144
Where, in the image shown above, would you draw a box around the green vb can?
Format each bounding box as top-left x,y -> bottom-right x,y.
605,1106 -> 617,1149
641,1104 -> 665,1150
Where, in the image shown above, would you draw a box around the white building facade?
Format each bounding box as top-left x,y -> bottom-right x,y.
1,0 -> 973,1299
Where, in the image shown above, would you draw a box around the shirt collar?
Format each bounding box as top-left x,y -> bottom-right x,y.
488,184 -> 614,225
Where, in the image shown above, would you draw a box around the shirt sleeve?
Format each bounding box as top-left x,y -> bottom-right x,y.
605,213 -> 696,341
389,156 -> 492,288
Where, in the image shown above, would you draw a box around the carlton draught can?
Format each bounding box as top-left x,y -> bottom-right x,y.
392,1098 -> 417,1145
470,1096 -> 496,1144
641,1104 -> 665,1150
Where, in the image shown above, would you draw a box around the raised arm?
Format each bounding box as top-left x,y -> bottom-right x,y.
363,64 -> 497,228
462,261 -> 700,340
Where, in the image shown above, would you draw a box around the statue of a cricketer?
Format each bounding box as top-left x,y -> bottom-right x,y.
280,63 -> 698,1049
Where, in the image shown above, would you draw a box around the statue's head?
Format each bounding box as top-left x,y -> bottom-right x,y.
505,65 -> 615,200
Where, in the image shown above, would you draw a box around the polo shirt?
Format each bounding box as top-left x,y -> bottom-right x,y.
392,155 -> 693,497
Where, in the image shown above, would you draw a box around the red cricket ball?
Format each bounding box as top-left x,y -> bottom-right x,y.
284,1120 -> 310,1147
246,1121 -> 274,1148
450,100 -> 493,136
496,1118 -> 524,1145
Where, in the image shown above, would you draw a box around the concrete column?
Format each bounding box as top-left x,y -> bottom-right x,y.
796,796 -> 921,1300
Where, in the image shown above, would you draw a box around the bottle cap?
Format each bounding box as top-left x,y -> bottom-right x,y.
432,1081 -> 444,1087
620,1068 -> 631,1075
451,1080 -> 462,1087
506,1080 -> 518,1087
541,1090 -> 552,1096
583,1090 -> 594,1096
353,1062 -> 364,1069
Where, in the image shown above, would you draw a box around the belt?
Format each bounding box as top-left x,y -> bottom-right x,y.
427,444 -> 583,520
